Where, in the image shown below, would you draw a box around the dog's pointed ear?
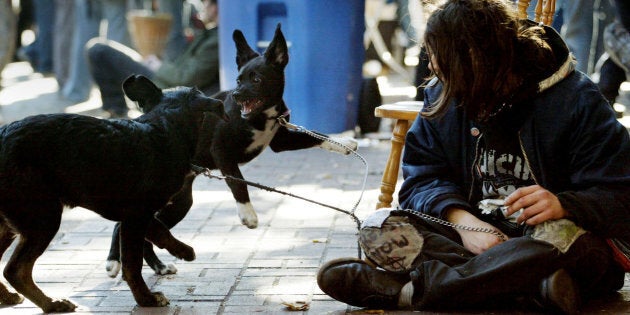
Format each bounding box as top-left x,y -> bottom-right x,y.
122,75 -> 162,112
264,24 -> 288,69
233,29 -> 260,70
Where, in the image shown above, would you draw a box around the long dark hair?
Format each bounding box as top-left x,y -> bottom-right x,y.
422,0 -> 555,122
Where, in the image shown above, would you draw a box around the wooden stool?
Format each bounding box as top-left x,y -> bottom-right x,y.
516,0 -> 556,26
374,101 -> 422,209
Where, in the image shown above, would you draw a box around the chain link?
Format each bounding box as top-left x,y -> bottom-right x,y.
196,115 -> 507,259
276,116 -> 507,242
276,116 -> 368,214
398,208 -> 508,241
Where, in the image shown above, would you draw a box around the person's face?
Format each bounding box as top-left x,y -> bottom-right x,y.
425,46 -> 442,81
203,1 -> 218,23
428,52 -> 438,74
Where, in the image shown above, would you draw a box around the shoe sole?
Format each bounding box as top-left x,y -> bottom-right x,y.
317,257 -> 409,309
317,257 -> 367,288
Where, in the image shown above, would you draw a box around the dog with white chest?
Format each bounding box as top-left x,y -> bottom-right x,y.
105,24 -> 358,277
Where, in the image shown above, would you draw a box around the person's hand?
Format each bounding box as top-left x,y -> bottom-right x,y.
504,185 -> 569,226
446,208 -> 507,254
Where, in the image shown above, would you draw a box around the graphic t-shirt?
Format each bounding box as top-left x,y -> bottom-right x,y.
476,127 -> 535,235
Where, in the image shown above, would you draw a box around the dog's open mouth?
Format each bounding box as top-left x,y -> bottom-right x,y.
238,99 -> 264,117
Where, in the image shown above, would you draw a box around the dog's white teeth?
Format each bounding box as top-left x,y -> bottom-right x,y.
240,100 -> 263,116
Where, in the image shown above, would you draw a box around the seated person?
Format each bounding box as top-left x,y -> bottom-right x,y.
317,0 -> 630,314
86,0 -> 219,118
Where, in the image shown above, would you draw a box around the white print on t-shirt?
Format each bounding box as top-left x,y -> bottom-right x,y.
479,148 -> 534,198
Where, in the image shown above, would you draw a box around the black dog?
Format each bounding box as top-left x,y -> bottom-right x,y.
0,75 -> 227,312
105,24 -> 358,277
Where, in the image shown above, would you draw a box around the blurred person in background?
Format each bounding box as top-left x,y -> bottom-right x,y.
596,0 -> 630,117
59,0 -> 134,103
86,0 -> 218,118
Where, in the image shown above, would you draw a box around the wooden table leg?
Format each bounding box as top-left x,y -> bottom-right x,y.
376,119 -> 411,209
517,0 -> 532,20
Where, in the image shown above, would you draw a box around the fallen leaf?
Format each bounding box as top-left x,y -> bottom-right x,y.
281,300 -> 310,311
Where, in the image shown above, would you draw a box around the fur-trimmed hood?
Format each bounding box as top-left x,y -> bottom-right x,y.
507,20 -> 577,107
534,22 -> 577,93
484,21 -> 577,129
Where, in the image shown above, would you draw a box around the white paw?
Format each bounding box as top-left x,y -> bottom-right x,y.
237,202 -> 258,229
321,137 -> 358,155
156,263 -> 178,275
106,260 -> 121,278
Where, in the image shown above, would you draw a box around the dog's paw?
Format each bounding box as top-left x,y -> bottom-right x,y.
42,299 -> 77,313
156,263 -> 178,275
152,292 -> 170,307
237,202 -> 258,229
0,291 -> 24,305
321,137 -> 358,155
106,260 -> 122,278
170,243 -> 196,261
137,291 -> 170,307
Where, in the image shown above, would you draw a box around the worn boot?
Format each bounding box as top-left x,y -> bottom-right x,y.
538,269 -> 581,315
317,257 -> 413,309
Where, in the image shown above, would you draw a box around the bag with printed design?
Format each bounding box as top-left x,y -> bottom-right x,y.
358,208 -> 424,273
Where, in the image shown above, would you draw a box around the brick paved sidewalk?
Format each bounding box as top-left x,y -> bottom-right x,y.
0,62 -> 629,314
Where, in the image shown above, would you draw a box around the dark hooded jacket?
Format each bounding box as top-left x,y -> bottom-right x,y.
399,23 -> 630,243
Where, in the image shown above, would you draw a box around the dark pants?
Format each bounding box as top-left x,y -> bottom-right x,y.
596,0 -> 630,106
405,216 -> 624,310
598,58 -> 626,104
86,39 -> 154,115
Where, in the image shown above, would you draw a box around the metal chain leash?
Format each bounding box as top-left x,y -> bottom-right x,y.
198,168 -> 363,230
397,208 -> 507,241
278,115 -> 506,242
276,115 -> 369,218
196,115 -> 507,258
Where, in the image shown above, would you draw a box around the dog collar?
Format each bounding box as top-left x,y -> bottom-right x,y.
277,108 -> 290,119
270,107 -> 290,121
190,163 -> 207,175
275,108 -> 300,130
273,107 -> 294,128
